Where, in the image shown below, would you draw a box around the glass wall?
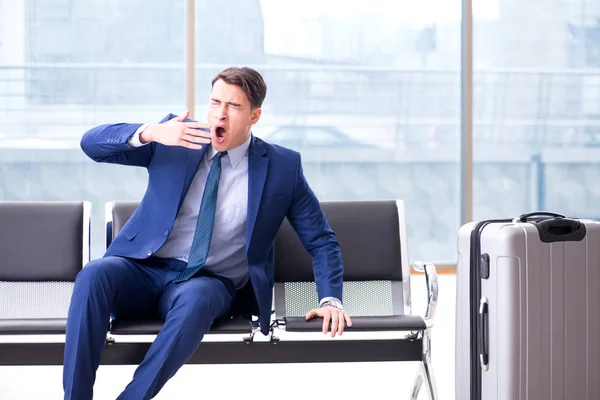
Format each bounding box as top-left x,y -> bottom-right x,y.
0,0 -> 186,258
194,0 -> 462,262
473,0 -> 600,221
1,0 -> 599,263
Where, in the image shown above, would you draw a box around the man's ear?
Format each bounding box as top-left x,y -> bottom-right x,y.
250,107 -> 262,126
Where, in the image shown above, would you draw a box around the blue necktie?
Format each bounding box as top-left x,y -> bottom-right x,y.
174,151 -> 227,283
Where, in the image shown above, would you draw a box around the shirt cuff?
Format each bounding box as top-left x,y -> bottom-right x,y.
127,124 -> 150,147
319,296 -> 342,307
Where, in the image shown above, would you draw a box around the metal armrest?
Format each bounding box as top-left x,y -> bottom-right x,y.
413,261 -> 438,325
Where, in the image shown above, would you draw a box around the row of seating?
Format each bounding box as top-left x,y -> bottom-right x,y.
0,200 -> 439,399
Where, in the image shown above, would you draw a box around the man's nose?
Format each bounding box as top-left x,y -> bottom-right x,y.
215,107 -> 227,120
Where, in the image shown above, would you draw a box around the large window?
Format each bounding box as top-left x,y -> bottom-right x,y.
0,0 -> 186,258
194,0 -> 462,262
2,0 -> 599,264
473,0 -> 600,221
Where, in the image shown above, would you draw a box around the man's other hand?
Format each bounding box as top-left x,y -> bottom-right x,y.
305,306 -> 352,337
141,110 -> 211,149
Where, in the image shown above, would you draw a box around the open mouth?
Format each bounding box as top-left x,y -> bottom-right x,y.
214,126 -> 227,143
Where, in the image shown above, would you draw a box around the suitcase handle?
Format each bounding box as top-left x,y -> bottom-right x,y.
514,212 -> 587,242
479,297 -> 489,372
514,212 -> 565,222
536,218 -> 587,243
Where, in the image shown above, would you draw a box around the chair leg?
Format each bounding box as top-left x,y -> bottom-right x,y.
409,372 -> 423,400
421,357 -> 439,400
417,326 -> 439,400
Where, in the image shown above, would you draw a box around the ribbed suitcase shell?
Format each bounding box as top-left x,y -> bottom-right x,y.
456,219 -> 600,400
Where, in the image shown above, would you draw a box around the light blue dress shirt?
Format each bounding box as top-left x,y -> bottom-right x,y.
154,135 -> 250,288
130,127 -> 250,288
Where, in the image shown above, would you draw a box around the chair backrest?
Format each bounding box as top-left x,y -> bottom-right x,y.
105,200 -> 413,318
273,200 -> 411,318
105,201 -> 139,246
0,201 -> 90,319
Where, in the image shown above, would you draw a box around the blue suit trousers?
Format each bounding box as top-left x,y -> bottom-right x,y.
63,256 -> 235,400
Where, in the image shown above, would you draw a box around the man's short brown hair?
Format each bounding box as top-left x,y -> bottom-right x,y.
212,67 -> 267,110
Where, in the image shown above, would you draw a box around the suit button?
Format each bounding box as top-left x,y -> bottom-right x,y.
164,230 -> 169,236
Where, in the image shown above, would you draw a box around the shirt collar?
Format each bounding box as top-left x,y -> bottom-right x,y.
208,133 -> 251,169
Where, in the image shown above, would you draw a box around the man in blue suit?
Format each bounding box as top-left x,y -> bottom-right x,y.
63,67 -> 352,400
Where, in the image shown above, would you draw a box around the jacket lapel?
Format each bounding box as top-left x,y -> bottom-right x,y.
179,146 -> 209,207
246,136 -> 268,248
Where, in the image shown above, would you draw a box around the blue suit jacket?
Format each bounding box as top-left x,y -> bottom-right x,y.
80,113 -> 344,334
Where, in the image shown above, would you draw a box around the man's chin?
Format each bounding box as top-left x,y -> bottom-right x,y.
211,141 -> 227,152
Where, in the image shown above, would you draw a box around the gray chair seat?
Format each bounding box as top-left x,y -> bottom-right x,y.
284,314 -> 426,332
0,318 -> 68,335
110,316 -> 252,335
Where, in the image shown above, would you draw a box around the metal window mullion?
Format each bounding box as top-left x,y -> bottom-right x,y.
461,0 -> 474,225
186,0 -> 195,118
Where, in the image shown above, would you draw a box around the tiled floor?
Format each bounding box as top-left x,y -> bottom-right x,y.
0,274 -> 457,400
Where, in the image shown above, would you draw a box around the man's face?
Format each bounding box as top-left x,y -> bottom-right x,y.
207,79 -> 261,152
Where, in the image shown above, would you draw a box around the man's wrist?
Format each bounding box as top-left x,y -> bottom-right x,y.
139,124 -> 154,144
320,297 -> 344,310
127,124 -> 151,147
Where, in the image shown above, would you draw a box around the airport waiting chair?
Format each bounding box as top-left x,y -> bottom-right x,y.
0,201 -> 90,336
0,199 -> 438,399
103,200 -> 439,399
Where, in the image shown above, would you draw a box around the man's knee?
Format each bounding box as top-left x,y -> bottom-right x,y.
168,280 -> 232,328
74,256 -> 125,292
175,291 -> 217,319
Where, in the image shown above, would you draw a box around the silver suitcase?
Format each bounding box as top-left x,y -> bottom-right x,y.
456,212 -> 600,400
